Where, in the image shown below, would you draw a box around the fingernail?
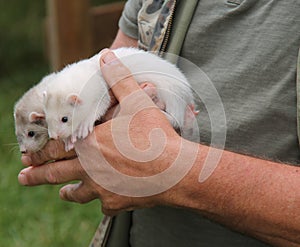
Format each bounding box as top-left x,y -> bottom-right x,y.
18,172 -> 28,185
102,51 -> 117,64
99,48 -> 109,55
59,184 -> 75,201
59,187 -> 66,200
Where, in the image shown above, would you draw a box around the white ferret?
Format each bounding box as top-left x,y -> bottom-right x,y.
44,47 -> 197,151
13,73 -> 55,153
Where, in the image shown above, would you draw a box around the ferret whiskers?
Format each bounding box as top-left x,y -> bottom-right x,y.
4,143 -> 20,153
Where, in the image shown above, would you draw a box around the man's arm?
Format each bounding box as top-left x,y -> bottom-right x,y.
165,144 -> 300,247
110,29 -> 138,49
18,38 -> 300,246
97,51 -> 300,246
107,32 -> 300,245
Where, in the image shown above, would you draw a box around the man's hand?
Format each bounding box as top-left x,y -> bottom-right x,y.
21,139 -> 76,166
18,49 -> 183,215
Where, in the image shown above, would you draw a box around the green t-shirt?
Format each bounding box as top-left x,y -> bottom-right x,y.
115,0 -> 300,246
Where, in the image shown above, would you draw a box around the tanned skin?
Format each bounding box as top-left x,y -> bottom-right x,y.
18,30 -> 300,247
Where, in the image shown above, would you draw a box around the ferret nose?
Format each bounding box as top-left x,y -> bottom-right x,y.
49,132 -> 59,140
20,145 -> 27,154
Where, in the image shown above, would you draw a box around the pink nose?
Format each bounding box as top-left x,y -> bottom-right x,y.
49,132 -> 59,140
20,144 -> 27,154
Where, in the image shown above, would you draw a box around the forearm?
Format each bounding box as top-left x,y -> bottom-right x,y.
110,29 -> 138,49
18,46 -> 300,246
164,142 -> 300,246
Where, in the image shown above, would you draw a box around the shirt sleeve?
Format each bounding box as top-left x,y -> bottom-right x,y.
118,0 -> 143,39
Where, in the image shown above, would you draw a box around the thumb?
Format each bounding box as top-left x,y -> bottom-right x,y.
60,182 -> 97,204
100,50 -> 142,103
21,139 -> 76,166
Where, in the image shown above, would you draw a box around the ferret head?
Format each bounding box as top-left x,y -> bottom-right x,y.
14,110 -> 48,153
43,91 -> 83,140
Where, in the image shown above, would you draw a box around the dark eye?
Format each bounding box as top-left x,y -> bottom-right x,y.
28,131 -> 35,137
61,116 -> 68,123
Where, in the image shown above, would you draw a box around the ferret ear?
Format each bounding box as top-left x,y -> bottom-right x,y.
29,112 -> 45,122
66,93 -> 82,106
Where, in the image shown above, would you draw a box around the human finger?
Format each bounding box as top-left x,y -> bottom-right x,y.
18,158 -> 83,186
59,182 -> 98,204
100,50 -> 144,103
102,82 -> 164,122
100,50 -> 159,118
21,139 -> 76,166
59,180 -> 121,214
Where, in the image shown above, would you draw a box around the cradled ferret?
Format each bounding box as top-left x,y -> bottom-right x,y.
13,73 -> 55,153
44,47 -> 197,151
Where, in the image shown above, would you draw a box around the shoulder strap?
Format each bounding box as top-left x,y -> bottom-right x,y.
89,212 -> 131,247
162,0 -> 199,64
146,0 -> 199,64
296,48 -> 300,145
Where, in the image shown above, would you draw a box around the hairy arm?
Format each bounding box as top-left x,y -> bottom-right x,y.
163,143 -> 300,246
98,49 -> 300,246
18,32 -> 300,246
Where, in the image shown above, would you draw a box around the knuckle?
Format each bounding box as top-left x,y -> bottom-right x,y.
30,151 -> 45,165
45,165 -> 59,184
101,207 -> 114,216
48,140 -> 63,160
102,200 -> 118,212
77,197 -> 88,204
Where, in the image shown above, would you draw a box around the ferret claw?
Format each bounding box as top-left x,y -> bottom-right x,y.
75,119 -> 94,141
88,123 -> 94,134
64,138 -> 74,151
71,134 -> 77,143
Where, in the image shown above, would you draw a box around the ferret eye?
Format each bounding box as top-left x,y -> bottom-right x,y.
28,131 -> 35,137
61,116 -> 68,123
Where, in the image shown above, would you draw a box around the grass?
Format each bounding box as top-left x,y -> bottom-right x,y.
0,0 -> 123,246
0,68 -> 102,247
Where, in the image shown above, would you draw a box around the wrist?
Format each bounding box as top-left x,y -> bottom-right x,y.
154,141 -> 208,211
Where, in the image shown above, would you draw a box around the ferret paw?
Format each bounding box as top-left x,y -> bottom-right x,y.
64,138 -> 74,152
77,125 -> 88,140
71,134 -> 77,143
184,104 -> 199,127
88,122 -> 94,134
72,126 -> 84,141
77,120 -> 94,140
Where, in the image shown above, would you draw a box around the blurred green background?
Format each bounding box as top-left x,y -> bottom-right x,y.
0,0 -> 122,246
